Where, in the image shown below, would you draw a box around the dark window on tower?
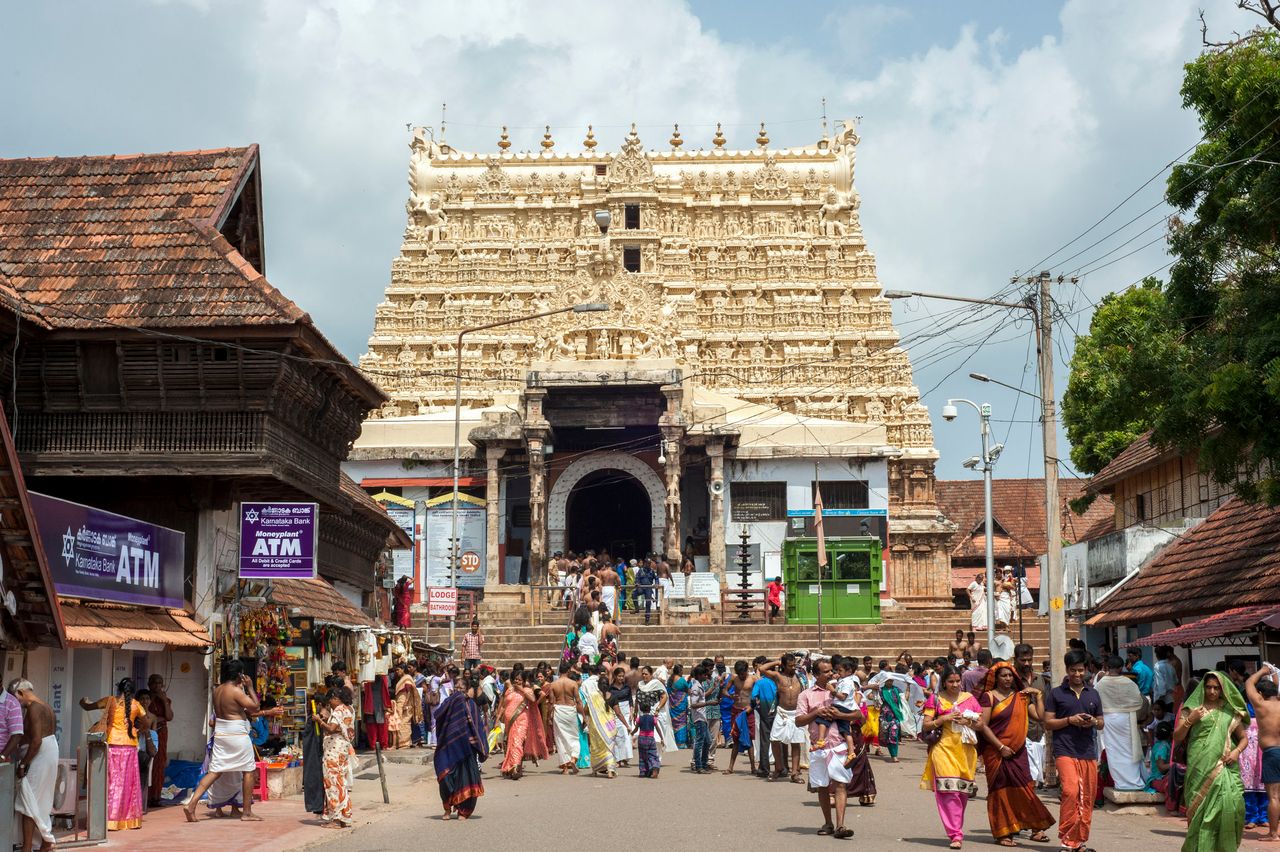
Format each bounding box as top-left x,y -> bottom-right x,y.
623,246 -> 641,272
624,204 -> 640,229
595,164 -> 607,176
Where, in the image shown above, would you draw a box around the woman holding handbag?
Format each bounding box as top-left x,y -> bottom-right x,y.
80,679 -> 149,830
920,666 -> 984,850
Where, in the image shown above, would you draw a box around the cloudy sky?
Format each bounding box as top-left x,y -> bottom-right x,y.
2,0 -> 1259,481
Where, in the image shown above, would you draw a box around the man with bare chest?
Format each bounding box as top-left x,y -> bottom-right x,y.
762,654 -> 807,782
184,661 -> 260,822
723,660 -> 758,775
12,681 -> 58,852
1245,665 -> 1280,840
549,661 -> 584,773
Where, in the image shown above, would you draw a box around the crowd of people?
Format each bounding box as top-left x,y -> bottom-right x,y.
401,613 -> 1280,852
2,608 -> 1277,852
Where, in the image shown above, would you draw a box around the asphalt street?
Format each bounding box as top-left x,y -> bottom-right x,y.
290,740 -> 1239,852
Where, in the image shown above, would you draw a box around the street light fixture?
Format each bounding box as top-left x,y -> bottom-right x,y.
449,300 -> 611,649
946,397 -> 999,655
970,372 -> 1042,401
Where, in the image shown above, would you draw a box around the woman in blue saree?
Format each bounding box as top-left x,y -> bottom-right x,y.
668,664 -> 691,748
433,674 -> 489,820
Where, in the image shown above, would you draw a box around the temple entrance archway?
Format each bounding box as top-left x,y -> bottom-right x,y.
548,451 -> 664,557
565,470 -> 651,560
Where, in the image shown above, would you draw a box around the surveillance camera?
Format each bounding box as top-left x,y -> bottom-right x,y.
988,443 -> 1005,463
941,404 -> 958,421
962,456 -> 980,470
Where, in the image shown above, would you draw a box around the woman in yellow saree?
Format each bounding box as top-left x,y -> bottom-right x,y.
579,668 -> 619,778
921,666 -> 983,850
1174,672 -> 1247,852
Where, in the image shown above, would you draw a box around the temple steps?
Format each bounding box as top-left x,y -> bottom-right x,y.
412,600 -> 1068,670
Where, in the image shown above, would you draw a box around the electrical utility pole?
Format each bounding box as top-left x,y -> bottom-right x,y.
1030,270 -> 1066,686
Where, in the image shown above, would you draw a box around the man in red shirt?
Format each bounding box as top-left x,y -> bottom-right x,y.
766,577 -> 784,622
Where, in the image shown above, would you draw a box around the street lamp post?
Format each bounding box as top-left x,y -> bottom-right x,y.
450,298 -> 610,650
942,398 -> 1003,655
885,281 -> 1066,684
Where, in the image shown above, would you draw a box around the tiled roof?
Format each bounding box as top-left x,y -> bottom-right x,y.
1091,497 -> 1280,625
269,577 -> 376,628
0,147 -> 307,329
59,599 -> 211,649
937,478 -> 1114,589
1121,604 -> 1280,648
1088,430 -> 1175,492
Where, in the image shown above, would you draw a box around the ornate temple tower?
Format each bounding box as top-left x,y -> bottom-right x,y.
358,121 -> 954,605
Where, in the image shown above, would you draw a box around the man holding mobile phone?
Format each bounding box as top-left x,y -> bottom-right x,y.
1043,649 -> 1104,852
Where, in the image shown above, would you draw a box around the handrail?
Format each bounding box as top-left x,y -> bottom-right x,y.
720,586 -> 772,624
526,582 -> 667,626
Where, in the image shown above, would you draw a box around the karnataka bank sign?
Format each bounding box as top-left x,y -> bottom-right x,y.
239,502 -> 318,579
30,492 -> 186,608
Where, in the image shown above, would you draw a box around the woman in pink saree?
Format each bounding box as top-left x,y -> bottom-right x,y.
499,671 -> 549,779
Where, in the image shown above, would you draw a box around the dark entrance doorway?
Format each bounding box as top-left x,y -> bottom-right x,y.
566,469 -> 651,561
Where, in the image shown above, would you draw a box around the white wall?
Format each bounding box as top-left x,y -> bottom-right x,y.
724,457 -> 888,586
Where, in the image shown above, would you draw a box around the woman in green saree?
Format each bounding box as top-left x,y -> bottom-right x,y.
1173,671 -> 1248,852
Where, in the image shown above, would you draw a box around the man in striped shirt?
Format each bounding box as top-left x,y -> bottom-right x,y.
462,619 -> 485,672
0,684 -> 24,761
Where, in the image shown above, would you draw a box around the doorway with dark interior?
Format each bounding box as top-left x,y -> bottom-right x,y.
566,469 -> 652,561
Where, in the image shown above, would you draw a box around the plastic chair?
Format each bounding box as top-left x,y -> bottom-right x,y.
253,761 -> 269,802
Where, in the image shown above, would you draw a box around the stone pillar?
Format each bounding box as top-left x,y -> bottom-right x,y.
524,388 -> 550,585
527,430 -> 548,584
484,445 -> 505,588
886,456 -> 955,606
707,439 -> 726,581
659,383 -> 685,565
662,427 -> 683,563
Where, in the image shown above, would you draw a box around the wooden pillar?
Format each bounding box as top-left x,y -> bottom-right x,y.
484,445 -> 505,588
707,439 -> 726,581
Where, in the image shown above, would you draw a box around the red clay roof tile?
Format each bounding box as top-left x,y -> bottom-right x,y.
0,146 -> 307,330
1092,497 -> 1280,625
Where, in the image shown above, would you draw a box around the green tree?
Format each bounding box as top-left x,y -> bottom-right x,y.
1160,25 -> 1280,503
1061,280 -> 1182,475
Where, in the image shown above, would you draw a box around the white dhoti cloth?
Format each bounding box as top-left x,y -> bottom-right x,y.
1102,711 -> 1145,790
611,700 -> 633,762
601,586 -> 617,614
1026,735 -> 1045,783
15,735 -> 58,843
808,742 -> 852,788
770,706 -> 807,745
209,718 -> 257,773
553,704 -> 581,765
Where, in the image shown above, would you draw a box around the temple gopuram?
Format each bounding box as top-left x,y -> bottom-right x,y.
347,120 -> 954,607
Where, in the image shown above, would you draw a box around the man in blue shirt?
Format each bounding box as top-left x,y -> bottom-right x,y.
616,559 -> 628,610
635,560 -> 658,624
1126,648 -> 1154,697
751,655 -> 778,778
1044,649 -> 1104,852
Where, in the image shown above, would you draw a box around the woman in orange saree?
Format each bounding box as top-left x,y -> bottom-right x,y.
977,662 -> 1054,846
499,671 -> 549,779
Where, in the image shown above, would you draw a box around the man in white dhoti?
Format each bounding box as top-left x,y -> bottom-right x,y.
967,573 -> 988,631
12,682 -> 58,852
1096,655 -> 1147,791
548,663 -> 583,772
183,661 -> 262,822
760,655 -> 807,782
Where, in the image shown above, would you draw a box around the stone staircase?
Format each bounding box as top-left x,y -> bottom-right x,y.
411,587 -> 1071,669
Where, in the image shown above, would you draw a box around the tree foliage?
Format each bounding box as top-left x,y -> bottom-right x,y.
1064,23 -> 1280,503
1161,28 -> 1280,503
1061,280 -> 1182,475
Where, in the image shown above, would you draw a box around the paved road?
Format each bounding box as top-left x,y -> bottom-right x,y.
290,740 -> 1255,852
